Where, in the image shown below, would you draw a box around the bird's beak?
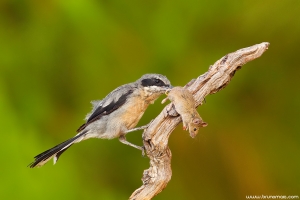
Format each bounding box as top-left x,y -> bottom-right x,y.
164,85 -> 173,94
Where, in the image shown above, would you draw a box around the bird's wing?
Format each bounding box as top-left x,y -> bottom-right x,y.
76,84 -> 135,132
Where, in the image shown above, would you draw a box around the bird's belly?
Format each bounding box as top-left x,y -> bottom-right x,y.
122,99 -> 148,129
104,98 -> 148,138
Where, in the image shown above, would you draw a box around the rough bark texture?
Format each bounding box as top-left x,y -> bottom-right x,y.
129,42 -> 269,200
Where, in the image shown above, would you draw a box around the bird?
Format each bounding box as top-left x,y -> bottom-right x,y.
29,74 -> 172,168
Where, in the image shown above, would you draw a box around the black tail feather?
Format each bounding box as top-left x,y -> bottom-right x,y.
29,131 -> 86,168
55,144 -> 73,161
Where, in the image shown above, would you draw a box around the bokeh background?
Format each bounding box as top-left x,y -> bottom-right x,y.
1,0 -> 299,199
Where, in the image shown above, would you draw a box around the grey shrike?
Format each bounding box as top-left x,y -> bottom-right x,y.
29,74 -> 172,168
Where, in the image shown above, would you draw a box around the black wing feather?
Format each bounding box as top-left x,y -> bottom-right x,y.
76,89 -> 133,132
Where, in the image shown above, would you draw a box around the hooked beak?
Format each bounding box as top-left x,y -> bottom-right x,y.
167,85 -> 173,90
164,85 -> 173,95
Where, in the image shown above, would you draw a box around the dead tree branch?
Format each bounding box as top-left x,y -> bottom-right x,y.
129,42 -> 269,200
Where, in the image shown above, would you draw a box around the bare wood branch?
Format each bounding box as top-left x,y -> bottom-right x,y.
129,42 -> 269,200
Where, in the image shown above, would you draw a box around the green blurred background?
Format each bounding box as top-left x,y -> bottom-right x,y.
1,0 -> 299,199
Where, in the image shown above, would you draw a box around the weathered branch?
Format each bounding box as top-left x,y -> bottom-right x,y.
129,42 -> 269,200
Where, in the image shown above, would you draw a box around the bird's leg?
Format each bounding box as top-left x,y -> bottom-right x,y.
125,119 -> 154,134
125,124 -> 149,134
121,120 -> 153,156
119,135 -> 145,156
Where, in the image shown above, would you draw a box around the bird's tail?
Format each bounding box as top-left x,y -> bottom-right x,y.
28,131 -> 87,168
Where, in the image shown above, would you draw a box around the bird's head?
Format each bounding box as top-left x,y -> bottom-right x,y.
138,74 -> 172,95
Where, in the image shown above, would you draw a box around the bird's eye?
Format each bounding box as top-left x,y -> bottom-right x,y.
194,128 -> 197,131
155,79 -> 160,83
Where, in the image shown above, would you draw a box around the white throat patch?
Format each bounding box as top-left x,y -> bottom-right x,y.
144,86 -> 165,96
